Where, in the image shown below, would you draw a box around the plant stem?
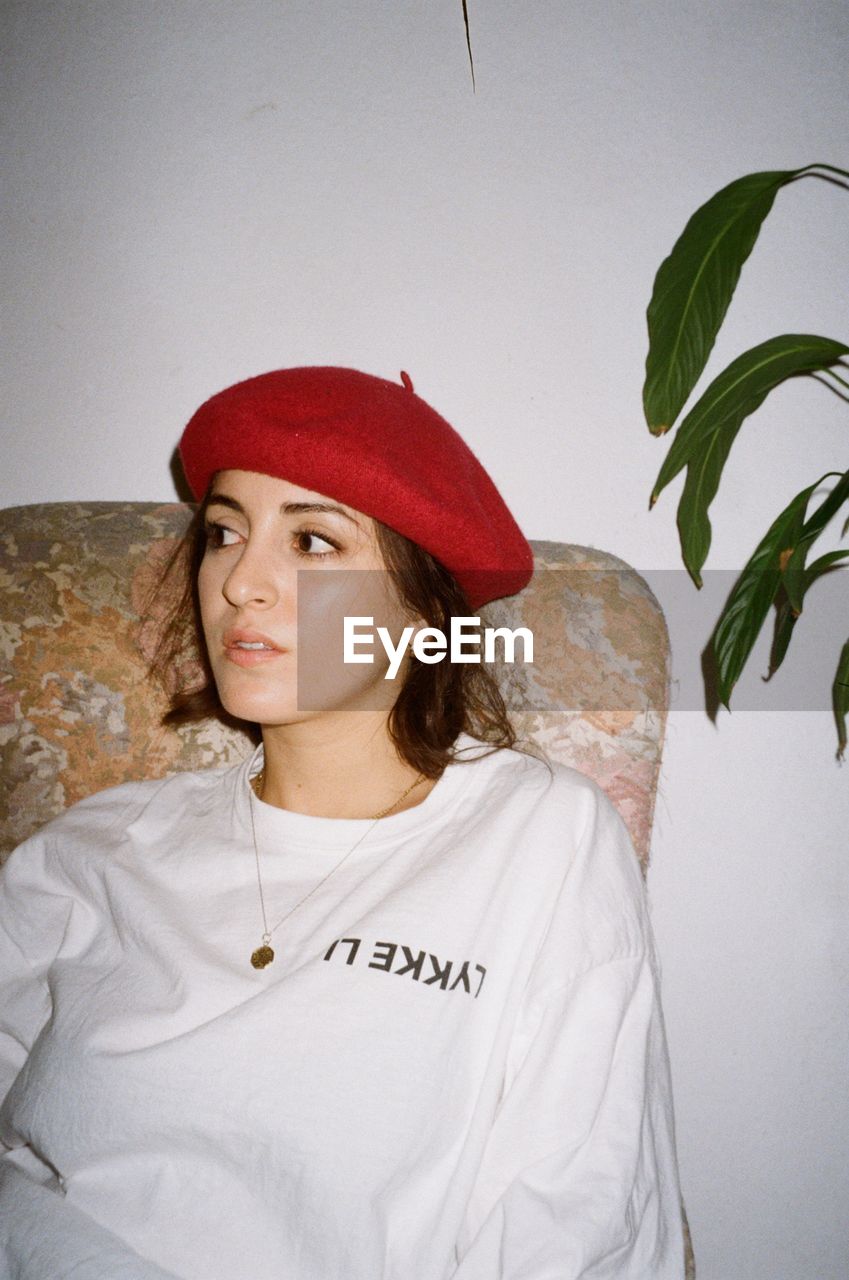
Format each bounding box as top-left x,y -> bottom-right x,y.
815,371 -> 849,405
461,1 -> 476,92
824,369 -> 849,393
806,163 -> 849,181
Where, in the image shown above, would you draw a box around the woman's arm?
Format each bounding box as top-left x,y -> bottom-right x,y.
0,842 -> 66,1122
452,950 -> 685,1278
1,834 -> 179,1279
452,781 -> 686,1279
1,1150 -> 180,1279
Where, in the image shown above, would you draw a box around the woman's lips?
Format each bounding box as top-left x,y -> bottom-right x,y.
222,630 -> 289,667
224,645 -> 288,667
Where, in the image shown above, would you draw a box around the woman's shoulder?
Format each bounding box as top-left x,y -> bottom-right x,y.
59,759 -> 243,823
455,738 -> 648,975
471,737 -> 643,891
6,758 -> 250,877
464,734 -> 613,822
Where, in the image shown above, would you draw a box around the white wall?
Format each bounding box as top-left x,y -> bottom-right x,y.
3,2 -> 848,1275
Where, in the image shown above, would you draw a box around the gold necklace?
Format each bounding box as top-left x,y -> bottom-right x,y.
247,768 -> 425,970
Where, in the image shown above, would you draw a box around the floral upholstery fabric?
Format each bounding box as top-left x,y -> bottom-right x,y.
0,500 -> 694,1277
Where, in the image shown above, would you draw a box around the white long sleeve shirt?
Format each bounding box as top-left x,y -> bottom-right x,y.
0,733 -> 685,1278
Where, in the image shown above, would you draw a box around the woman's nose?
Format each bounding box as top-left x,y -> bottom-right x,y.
221,544 -> 283,610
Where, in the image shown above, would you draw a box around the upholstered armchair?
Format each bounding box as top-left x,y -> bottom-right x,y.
0,500 -> 694,1276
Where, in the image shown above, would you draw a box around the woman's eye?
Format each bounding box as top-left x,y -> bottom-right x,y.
295,528 -> 340,558
204,521 -> 241,548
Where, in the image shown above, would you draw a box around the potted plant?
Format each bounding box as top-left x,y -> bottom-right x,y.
643,164 -> 849,756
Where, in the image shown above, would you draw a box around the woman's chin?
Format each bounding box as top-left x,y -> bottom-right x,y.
217,693 -> 302,726
211,675 -> 300,726
217,685 -> 398,728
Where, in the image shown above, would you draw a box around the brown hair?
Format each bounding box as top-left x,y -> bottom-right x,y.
147,492 -> 521,777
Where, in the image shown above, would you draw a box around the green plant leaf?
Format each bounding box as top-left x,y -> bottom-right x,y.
769,590 -> 798,676
782,469 -> 849,611
766,483 -> 824,671
784,546 -> 849,622
769,550 -> 849,677
644,169 -> 803,434
833,639 -> 849,761
803,548 -> 849,579
677,427 -> 737,587
651,335 -> 849,508
643,163 -> 849,434
711,475 -> 831,706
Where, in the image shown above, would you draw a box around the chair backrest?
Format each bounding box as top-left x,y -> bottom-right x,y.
0,502 -> 671,868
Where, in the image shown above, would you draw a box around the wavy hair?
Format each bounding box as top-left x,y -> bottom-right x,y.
146,492 -> 521,778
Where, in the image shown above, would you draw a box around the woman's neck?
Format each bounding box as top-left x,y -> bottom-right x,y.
257,712 -> 436,819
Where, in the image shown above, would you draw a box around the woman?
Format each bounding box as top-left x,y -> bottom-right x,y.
0,367 -> 685,1278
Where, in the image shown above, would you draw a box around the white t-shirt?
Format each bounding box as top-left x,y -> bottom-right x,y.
0,733 -> 685,1279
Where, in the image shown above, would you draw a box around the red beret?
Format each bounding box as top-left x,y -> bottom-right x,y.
179,366 -> 533,608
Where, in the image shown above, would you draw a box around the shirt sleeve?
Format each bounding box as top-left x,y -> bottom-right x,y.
451,781 -> 686,1279
0,785 -> 145,1112
0,832 -> 180,1280
0,1150 -> 181,1279
0,836 -> 67,1128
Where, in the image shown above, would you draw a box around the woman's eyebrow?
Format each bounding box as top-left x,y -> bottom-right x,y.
206,492 -> 360,527
206,492 -> 242,513
282,501 -> 360,527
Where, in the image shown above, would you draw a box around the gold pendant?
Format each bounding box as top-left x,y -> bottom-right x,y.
251,944 -> 275,969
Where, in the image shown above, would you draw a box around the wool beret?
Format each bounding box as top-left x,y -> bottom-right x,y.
179,366 -> 534,608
